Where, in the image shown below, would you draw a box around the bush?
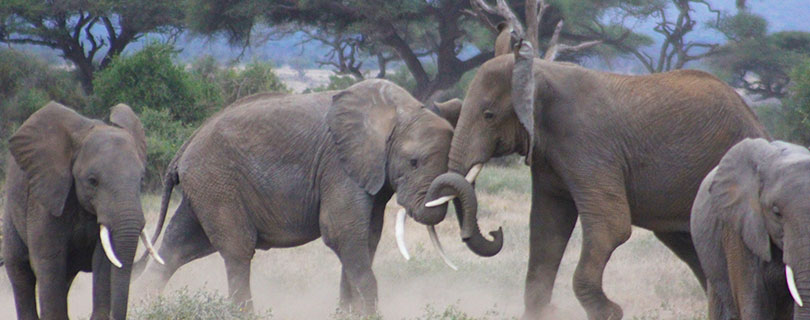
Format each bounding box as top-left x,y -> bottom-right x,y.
191,56 -> 290,105
139,108 -> 195,191
771,59 -> 810,144
0,49 -> 88,182
131,288 -> 271,320
92,42 -> 222,124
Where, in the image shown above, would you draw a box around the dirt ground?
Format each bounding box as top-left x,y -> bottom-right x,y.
0,165 -> 708,319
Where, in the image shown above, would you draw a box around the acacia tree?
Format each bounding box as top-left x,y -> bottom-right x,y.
0,0 -> 184,93
186,0 -> 649,102
604,0 -> 723,73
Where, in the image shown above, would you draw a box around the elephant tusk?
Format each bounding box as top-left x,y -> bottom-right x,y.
787,265 -> 804,307
426,195 -> 455,208
140,229 -> 165,265
100,225 -> 123,269
425,164 -> 483,208
465,164 -> 483,183
427,226 -> 458,271
395,209 -> 411,260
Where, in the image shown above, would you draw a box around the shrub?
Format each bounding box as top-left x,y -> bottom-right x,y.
131,288 -> 271,320
191,56 -> 290,105
773,59 -> 810,144
92,42 -> 221,124
139,108 -> 195,191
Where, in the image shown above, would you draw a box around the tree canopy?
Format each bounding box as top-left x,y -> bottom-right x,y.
0,0 -> 184,92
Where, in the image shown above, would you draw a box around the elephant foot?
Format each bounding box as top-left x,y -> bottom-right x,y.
585,300 -> 623,320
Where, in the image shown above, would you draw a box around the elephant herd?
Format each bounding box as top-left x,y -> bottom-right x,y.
3,32 -> 809,320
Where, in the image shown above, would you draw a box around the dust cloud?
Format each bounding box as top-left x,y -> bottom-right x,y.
0,188 -> 706,319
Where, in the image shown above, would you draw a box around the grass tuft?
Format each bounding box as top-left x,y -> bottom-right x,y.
130,287 -> 272,320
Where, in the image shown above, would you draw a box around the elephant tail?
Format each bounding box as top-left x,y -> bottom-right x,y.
133,152 -> 181,278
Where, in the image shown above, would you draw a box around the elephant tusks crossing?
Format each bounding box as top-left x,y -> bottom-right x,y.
395,209 -> 411,260
100,225 -> 123,268
425,164 -> 483,208
140,230 -> 165,265
427,226 -> 458,271
787,265 -> 804,307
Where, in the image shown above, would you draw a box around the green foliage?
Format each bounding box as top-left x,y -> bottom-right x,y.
139,108 -> 195,191
92,43 -> 220,124
711,12 -> 810,99
0,49 -> 88,182
131,288 -> 271,320
778,59 -> 810,144
191,56 -> 290,105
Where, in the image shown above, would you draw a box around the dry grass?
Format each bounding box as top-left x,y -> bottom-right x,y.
0,165 -> 708,319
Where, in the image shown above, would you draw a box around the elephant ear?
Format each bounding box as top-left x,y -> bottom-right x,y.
430,98 -> 462,127
495,22 -> 514,56
110,104 -> 147,164
110,103 -> 146,164
512,39 -> 536,165
710,138 -> 776,262
327,82 -> 398,194
8,102 -> 95,217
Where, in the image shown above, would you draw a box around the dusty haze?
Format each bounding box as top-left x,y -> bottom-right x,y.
0,165 -> 707,319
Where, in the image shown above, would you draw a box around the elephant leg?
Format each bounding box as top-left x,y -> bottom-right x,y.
3,226 -> 38,320
571,184 -> 632,320
143,197 -> 216,294
91,244 -> 111,320
32,253 -> 70,320
653,231 -> 707,290
339,203 -> 384,310
523,188 -> 578,319
222,254 -> 254,312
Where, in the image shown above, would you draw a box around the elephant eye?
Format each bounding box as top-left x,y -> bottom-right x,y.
773,205 -> 781,217
483,110 -> 495,120
410,158 -> 418,168
88,176 -> 99,187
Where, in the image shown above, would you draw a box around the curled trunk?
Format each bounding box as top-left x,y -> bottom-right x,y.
426,172 -> 503,256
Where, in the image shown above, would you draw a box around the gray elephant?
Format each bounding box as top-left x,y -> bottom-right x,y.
424,39 -> 769,319
692,138 -> 810,320
3,102 -> 162,320
136,79 -> 469,314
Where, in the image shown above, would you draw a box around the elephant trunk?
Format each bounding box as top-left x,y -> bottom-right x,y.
412,198 -> 449,225
426,172 -> 503,257
108,214 -> 143,320
791,265 -> 810,320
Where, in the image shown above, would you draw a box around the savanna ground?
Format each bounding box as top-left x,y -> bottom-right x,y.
0,164 -> 707,319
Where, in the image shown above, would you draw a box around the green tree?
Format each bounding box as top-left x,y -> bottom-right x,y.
186,0 -> 649,102
780,59 -> 810,145
710,11 -> 810,99
0,0 -> 184,93
92,43 -> 220,124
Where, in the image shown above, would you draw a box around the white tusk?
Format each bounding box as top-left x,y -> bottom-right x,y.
787,265 -> 804,307
140,230 -> 165,265
426,195 -> 455,208
427,226 -> 458,271
465,164 -> 483,183
395,209 -> 411,260
100,225 -> 123,268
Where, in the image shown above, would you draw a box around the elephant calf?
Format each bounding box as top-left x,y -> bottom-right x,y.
692,138 -> 810,320
137,79 -> 469,314
3,102 -> 162,320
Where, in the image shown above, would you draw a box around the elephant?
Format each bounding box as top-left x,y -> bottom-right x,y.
3,102 -> 162,320
135,79 -> 471,315
425,39 -> 769,319
691,138 -> 810,320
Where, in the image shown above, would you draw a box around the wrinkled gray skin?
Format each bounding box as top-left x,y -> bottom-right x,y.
136,79 -> 465,315
692,138 -> 810,320
3,102 -> 147,320
431,40 -> 770,320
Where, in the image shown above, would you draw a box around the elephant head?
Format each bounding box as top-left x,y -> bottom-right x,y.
327,79 -> 465,225
8,102 -> 156,319
710,138 -> 810,317
424,40 -> 539,256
